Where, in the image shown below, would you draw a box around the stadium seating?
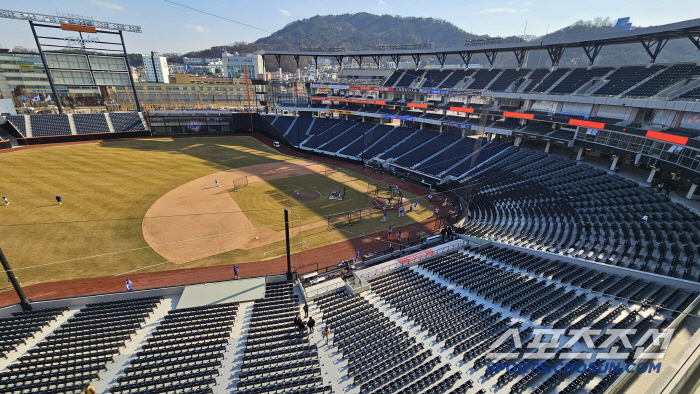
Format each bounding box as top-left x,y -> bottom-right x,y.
465,69 -> 502,90
520,69 -> 549,92
460,149 -> 700,280
73,114 -> 110,135
319,121 -> 376,154
395,69 -> 426,87
109,112 -> 146,132
0,296 -> 162,394
108,299 -> 233,393
549,67 -> 613,94
443,142 -> 513,179
626,64 -> 700,97
593,65 -> 665,96
272,116 -> 295,136
383,70 -> 404,87
380,129 -> 438,160
237,282 -> 329,394
6,115 -> 26,136
0,307 -> 68,358
438,70 -> 476,89
302,120 -> 348,149
363,126 -> 416,159
286,117 -> 314,146
28,114 -> 71,137
488,69 -> 530,91
528,68 -> 570,93
395,132 -> 460,169
421,70 -> 453,88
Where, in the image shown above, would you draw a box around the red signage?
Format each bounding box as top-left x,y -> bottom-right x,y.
645,130 -> 688,145
449,107 -> 475,113
569,119 -> 606,129
397,249 -> 436,265
60,24 -> 97,33
408,103 -> 428,109
503,111 -> 534,120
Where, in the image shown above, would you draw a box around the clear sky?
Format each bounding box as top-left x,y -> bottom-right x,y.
1,0 -> 699,54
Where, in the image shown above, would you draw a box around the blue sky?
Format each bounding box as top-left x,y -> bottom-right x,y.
1,0 -> 699,54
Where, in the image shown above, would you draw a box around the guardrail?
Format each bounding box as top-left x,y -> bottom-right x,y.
431,239 -> 466,255
357,261 -> 404,280
305,280 -> 345,299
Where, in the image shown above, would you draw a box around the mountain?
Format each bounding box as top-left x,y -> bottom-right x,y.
128,14 -> 699,70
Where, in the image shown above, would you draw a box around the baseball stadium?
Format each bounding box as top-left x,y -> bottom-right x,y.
1,6 -> 700,394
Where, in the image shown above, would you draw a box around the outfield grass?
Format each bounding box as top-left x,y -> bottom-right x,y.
0,137 -> 292,286
0,136 -> 432,287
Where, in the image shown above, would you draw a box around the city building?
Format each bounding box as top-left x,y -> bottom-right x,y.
141,51 -> 170,83
183,57 -> 221,65
221,52 -> 264,79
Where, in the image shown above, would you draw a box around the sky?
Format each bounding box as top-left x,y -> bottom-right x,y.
0,0 -> 699,54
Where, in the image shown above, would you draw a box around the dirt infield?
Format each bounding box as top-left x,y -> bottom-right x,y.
142,160 -> 331,264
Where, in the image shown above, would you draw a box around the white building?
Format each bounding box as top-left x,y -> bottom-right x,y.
183,57 -> 221,65
221,52 -> 264,79
142,52 -> 170,83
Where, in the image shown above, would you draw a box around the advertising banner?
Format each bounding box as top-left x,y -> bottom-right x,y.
450,90 -> 481,97
442,122 -> 471,129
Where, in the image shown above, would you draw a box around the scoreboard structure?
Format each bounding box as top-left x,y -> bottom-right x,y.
0,9 -> 142,113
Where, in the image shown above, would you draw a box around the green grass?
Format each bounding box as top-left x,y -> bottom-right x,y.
231,173 -> 376,230
0,136 -> 432,287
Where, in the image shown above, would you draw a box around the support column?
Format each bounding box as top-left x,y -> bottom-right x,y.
544,142 -> 551,153
687,184 -> 698,200
514,137 -> 522,147
420,123 -> 424,130
576,147 -> 584,161
610,155 -> 619,171
279,67 -> 283,82
647,167 -> 658,183
439,125 -> 443,133
297,68 -> 301,82
0,248 -> 30,311
284,208 -> 292,281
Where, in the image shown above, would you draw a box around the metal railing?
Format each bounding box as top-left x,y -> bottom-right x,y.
357,261 -> 404,281
305,280 -> 345,299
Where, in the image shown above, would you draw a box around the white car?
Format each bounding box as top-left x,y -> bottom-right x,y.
273,141 -> 280,148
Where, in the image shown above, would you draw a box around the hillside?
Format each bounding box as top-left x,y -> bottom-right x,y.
128,14 -> 698,70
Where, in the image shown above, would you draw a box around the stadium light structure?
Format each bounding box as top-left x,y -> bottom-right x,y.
0,9 -> 143,113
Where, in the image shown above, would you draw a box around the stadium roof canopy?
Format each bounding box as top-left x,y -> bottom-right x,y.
261,17 -> 700,67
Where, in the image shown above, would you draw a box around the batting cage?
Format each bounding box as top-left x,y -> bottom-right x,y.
366,183 -> 379,196
326,208 -> 366,230
233,176 -> 248,191
324,166 -> 336,176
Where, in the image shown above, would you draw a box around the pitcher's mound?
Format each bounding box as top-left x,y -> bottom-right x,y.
294,190 -> 321,201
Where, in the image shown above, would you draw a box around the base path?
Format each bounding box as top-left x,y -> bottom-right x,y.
142,160 -> 330,264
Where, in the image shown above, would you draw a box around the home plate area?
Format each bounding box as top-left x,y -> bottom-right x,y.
293,190 -> 321,201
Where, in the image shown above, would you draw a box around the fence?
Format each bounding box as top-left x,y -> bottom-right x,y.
305,280 -> 346,299
233,176 -> 248,191
327,207 -> 373,230
431,239 -> 466,255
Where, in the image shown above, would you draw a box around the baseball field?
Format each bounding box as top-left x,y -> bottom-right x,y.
0,136 -> 434,289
